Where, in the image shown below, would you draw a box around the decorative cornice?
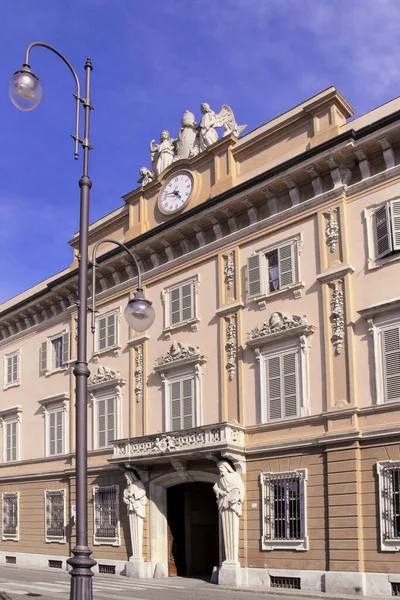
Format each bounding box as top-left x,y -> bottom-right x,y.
247,312 -> 316,347
38,392 -> 70,407
358,297 -> 400,319
154,341 -> 206,372
215,300 -> 244,317
316,264 -> 355,283
127,333 -> 150,347
87,365 -> 126,390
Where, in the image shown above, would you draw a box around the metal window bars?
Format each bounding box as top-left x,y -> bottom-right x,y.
263,471 -> 303,540
46,491 -> 65,538
381,463 -> 400,540
94,486 -> 118,539
3,494 -> 18,536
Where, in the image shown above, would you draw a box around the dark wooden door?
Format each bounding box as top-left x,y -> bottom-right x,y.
167,524 -> 177,577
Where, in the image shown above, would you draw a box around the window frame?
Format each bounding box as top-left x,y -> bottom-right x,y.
162,275 -> 200,334
367,314 -> 400,406
92,485 -> 120,546
260,469 -> 308,551
92,388 -> 119,450
377,461 -> 400,551
39,331 -> 70,376
3,350 -> 21,390
0,408 -> 22,464
164,369 -> 200,432
2,492 -> 19,541
44,489 -> 66,543
94,309 -> 120,355
246,234 -> 303,307
39,393 -> 69,458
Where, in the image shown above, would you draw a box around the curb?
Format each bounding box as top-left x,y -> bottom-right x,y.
220,586 -> 391,600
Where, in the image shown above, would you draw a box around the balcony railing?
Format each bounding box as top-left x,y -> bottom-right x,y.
110,421 -> 244,462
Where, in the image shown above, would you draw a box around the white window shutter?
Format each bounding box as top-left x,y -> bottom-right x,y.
182,378 -> 194,429
382,326 -> 400,403
170,288 -> 181,325
278,244 -> 294,287
283,351 -> 298,418
181,283 -> 193,322
12,355 -> 19,383
375,204 -> 392,258
170,381 -> 181,430
390,200 -> 400,251
247,253 -> 262,298
62,333 -> 70,366
107,314 -> 117,348
40,342 -> 47,375
267,356 -> 282,420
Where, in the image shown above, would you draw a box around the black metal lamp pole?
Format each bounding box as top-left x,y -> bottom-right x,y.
9,43 -> 156,600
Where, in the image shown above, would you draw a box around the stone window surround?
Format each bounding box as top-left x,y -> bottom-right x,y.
38,393 -> 69,458
377,461 -> 400,552
2,491 -> 19,542
161,274 -> 200,337
89,383 -> 124,451
260,468 -> 308,551
92,307 -> 121,359
364,198 -> 400,271
3,349 -> 21,391
44,489 -> 66,544
92,484 -> 120,546
41,330 -> 70,377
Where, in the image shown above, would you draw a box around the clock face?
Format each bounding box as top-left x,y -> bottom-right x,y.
159,171 -> 194,215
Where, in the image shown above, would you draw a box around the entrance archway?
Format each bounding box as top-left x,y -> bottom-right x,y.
149,470 -> 220,579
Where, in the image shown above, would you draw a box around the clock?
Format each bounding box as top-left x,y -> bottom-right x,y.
158,171 -> 194,215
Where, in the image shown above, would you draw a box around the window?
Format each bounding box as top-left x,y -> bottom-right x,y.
48,408 -> 65,456
170,375 -> 195,431
5,420 -> 18,462
94,391 -> 117,449
246,236 -> 302,304
380,324 -> 400,404
93,485 -> 119,545
378,461 -> 400,551
95,311 -> 119,353
4,351 -> 20,389
265,349 -> 299,421
45,490 -> 65,542
162,275 -> 200,332
2,492 -> 19,541
260,469 -> 308,551
364,199 -> 400,269
40,332 -> 70,375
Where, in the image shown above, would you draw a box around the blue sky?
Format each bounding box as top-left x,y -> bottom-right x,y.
1,0 -> 400,303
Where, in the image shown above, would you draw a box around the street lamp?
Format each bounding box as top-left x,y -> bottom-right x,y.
9,43 -> 155,600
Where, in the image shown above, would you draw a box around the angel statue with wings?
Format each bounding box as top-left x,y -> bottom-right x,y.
199,103 -> 247,152
149,130 -> 177,177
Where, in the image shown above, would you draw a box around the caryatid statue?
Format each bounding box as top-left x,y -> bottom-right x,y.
199,103 -> 247,152
213,460 -> 245,564
149,130 -> 177,177
176,110 -> 200,159
123,471 -> 147,559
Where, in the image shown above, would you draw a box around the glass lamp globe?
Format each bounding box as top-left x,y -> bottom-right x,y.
124,290 -> 155,333
9,68 -> 42,112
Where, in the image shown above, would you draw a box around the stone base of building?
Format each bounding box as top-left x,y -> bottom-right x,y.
218,560 -> 242,586
125,557 -> 152,578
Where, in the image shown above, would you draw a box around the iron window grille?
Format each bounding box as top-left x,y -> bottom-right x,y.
2,493 -> 18,540
45,490 -> 65,541
270,576 -> 301,589
93,485 -> 119,545
260,470 -> 308,551
378,461 -> 400,550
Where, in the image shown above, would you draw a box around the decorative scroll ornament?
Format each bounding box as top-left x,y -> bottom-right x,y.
330,283 -> 345,355
225,321 -> 237,381
325,209 -> 339,253
89,365 -> 121,384
155,340 -> 203,367
134,346 -> 143,403
223,252 -> 235,290
142,104 -> 247,182
247,311 -> 308,342
153,434 -> 176,453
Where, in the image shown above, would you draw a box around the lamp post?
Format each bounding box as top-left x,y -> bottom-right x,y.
9,43 -> 155,600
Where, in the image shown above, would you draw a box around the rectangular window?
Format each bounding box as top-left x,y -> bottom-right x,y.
4,352 -> 20,388
96,312 -> 118,352
247,237 -> 300,301
45,490 -> 65,542
381,325 -> 400,403
2,492 -> 18,540
39,332 -> 69,375
5,420 -> 18,462
265,349 -> 299,421
260,470 -> 307,551
170,376 -> 195,431
48,409 -> 64,456
162,276 -> 199,331
96,396 -> 116,448
378,461 -> 400,551
93,486 -> 119,545
374,199 -> 400,259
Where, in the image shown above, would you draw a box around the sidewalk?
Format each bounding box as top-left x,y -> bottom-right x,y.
222,585 -> 391,600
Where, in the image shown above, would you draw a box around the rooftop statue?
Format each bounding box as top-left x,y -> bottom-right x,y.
142,104 -> 246,184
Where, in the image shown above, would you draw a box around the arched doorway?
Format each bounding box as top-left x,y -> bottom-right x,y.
167,482 -> 218,578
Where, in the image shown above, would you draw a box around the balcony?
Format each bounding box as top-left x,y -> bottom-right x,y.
109,421 -> 245,465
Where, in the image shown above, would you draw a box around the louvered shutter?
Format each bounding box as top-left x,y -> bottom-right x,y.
283,352 -> 298,418
98,317 -> 107,351
267,356 -> 282,420
107,314 -> 117,348
382,326 -> 400,403
49,412 -> 56,455
170,288 -> 181,325
56,410 -> 63,454
375,204 -> 392,258
247,253 -> 262,298
98,399 -> 106,447
390,200 -> 400,251
171,381 -> 181,430
182,378 -> 194,429
39,341 -> 47,375
278,244 -> 294,288
62,333 -> 70,366
181,284 -> 193,322
107,397 -> 115,444
12,355 -> 19,383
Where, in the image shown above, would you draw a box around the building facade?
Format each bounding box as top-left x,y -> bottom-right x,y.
1,88 -> 400,595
